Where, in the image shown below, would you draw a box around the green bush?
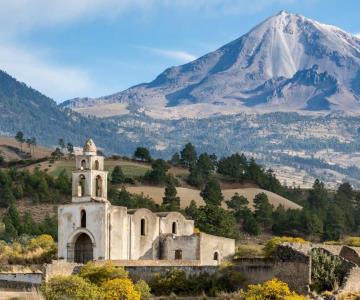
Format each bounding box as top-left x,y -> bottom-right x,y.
311,248 -> 348,292
264,236 -> 307,258
78,261 -> 128,286
41,275 -> 101,300
149,267 -> 245,297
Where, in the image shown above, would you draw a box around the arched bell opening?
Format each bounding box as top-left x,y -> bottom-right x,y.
94,160 -> 100,170
95,175 -> 103,197
78,175 -> 86,197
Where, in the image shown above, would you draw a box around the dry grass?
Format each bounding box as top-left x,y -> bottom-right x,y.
73,102 -> 129,117
235,244 -> 264,258
16,201 -> 58,222
125,186 -> 301,210
0,136 -> 52,160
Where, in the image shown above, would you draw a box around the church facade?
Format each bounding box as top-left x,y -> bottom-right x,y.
57,139 -> 235,265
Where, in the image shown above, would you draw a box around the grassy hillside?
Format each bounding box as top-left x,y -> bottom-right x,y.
0,136 -> 52,161
125,186 -> 301,210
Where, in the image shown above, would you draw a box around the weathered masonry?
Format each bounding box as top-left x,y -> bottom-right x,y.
57,139 -> 235,265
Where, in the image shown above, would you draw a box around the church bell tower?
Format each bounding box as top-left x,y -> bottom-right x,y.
72,139 -> 108,203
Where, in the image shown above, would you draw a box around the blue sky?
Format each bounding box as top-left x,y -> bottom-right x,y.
0,0 -> 360,103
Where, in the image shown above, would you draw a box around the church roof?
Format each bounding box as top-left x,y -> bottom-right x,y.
83,139 -> 97,154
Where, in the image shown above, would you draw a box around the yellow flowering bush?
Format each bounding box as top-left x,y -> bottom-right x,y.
343,236 -> 360,247
243,279 -> 305,300
102,278 -> 141,300
41,275 -> 102,300
264,236 -> 307,258
78,261 -> 128,286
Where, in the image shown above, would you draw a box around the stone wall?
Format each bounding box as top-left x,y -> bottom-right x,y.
43,260 -> 82,282
0,273 -> 42,285
232,258 -> 309,294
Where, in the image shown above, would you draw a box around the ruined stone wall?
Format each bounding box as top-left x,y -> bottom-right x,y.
160,234 -> 199,260
199,233 -> 235,265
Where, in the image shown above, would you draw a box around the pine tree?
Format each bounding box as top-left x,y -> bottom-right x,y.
180,143 -> 197,168
200,177 -> 223,206
253,192 -> 273,227
162,179 -> 180,211
111,166 -> 125,184
242,209 -> 260,235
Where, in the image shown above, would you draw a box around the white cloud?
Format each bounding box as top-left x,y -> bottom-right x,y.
355,33 -> 360,38
143,47 -> 197,63
0,43 -> 98,101
0,0 -> 300,35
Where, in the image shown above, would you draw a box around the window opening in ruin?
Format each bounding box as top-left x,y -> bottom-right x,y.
172,222 -> 177,234
175,249 -> 182,260
141,218 -> 146,236
81,210 -> 86,228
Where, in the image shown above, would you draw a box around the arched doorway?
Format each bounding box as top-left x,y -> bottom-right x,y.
74,233 -> 93,263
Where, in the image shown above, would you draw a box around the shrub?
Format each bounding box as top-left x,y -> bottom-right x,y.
135,279 -> 152,300
242,278 -> 306,300
41,275 -> 101,300
78,261 -> 128,286
102,278 -> 140,300
311,248 -> 348,292
235,245 -> 264,259
264,236 -> 307,258
343,236 -> 360,247
149,267 -> 245,297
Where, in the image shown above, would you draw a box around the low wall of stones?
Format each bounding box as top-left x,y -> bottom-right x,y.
232,258 -> 309,294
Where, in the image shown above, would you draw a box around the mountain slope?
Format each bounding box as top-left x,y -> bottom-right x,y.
61,11 -> 360,118
0,70 -> 135,153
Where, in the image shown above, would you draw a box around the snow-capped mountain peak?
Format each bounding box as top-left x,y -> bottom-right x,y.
61,11 -> 360,119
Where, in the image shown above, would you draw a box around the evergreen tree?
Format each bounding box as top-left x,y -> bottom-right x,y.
180,143 -> 197,167
200,177 -> 223,206
58,138 -> 65,150
0,186 -> 15,208
170,153 -> 180,165
242,209 -> 260,235
162,178 -> 180,211
134,147 -> 151,162
308,179 -> 328,212
55,169 -> 71,194
111,166 -> 125,184
143,159 -> 169,185
323,204 -> 345,241
15,131 -> 24,151
253,193 -> 273,227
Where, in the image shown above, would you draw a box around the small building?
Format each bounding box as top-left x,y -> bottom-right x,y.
57,139 -> 235,265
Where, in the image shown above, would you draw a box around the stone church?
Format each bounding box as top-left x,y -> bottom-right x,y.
58,139 -> 235,265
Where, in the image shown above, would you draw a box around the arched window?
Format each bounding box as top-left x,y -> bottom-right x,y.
81,210 -> 86,228
78,175 -> 86,197
81,160 -> 86,170
172,222 -> 177,234
175,249 -> 182,260
213,252 -> 219,261
141,218 -> 146,236
95,175 -> 103,197
94,160 -> 99,170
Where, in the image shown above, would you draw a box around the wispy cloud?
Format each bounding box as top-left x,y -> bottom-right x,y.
0,43 -> 99,101
143,47 -> 197,63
